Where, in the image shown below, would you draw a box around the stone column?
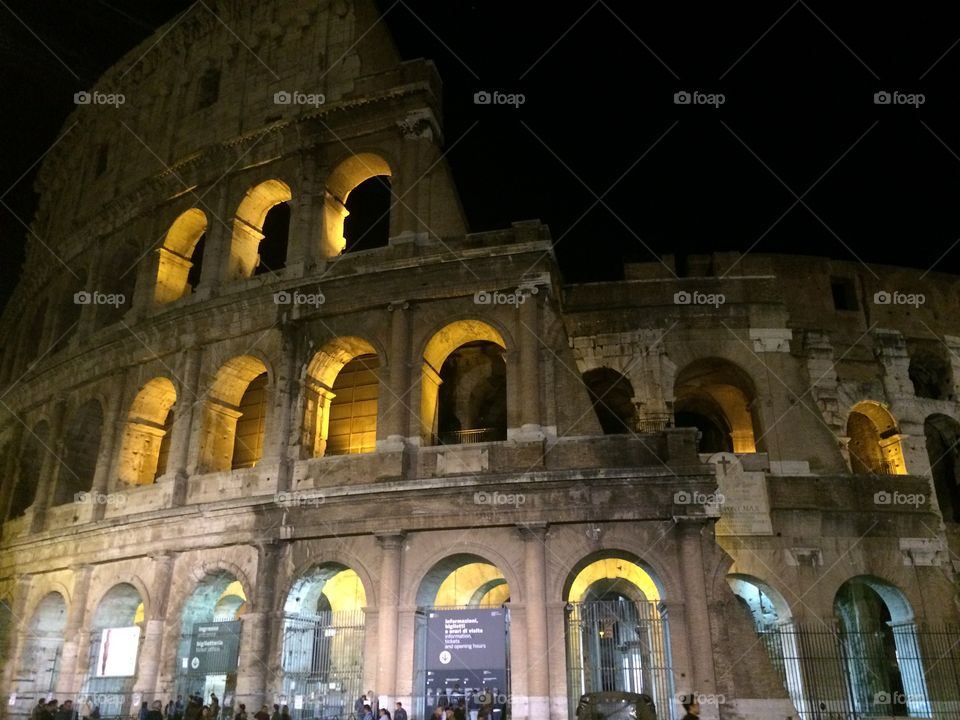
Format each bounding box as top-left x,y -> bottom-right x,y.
170,348 -> 203,505
235,543 -> 283,709
31,396 -> 68,533
375,532 -> 405,701
379,302 -> 410,451
267,325 -> 301,492
0,423 -> 24,520
201,184 -> 233,293
676,519 -> 718,719
55,565 -> 93,698
519,524 -> 550,720
1,573 -> 33,715
513,292 -> 543,442
133,553 -> 177,703
91,383 -> 126,521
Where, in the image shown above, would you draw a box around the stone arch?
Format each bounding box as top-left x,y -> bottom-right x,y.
198,355 -> 271,473
908,346 -> 953,401
420,320 -> 509,445
156,208 -> 208,304
672,357 -> 759,453
302,337 -> 381,457
230,178 -> 293,279
13,592 -> 67,715
83,582 -> 145,697
561,551 -> 672,714
727,573 -> 792,626
403,543 -> 522,608
833,575 -> 927,716
846,401 -> 906,475
53,399 -> 104,506
925,413 -> 960,522
117,377 -> 178,486
8,421 -> 49,519
322,153 -> 393,257
582,367 -> 637,434
93,240 -> 139,328
52,269 -> 88,354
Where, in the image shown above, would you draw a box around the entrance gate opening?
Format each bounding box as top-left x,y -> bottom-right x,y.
414,556 -> 511,720
564,558 -> 674,720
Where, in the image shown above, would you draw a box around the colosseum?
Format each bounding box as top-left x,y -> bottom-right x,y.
1,2 -> 960,720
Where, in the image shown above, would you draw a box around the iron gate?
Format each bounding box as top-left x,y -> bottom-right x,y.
758,622 -> 960,719
565,601 -> 674,720
280,609 -> 365,720
80,629 -> 138,720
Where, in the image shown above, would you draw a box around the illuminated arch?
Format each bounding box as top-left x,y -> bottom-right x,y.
846,401 -> 906,475
155,209 -> 207,304
82,583 -> 144,706
117,377 -> 177,485
198,355 -> 270,472
322,153 -> 392,257
673,357 -> 759,453
420,320 -> 507,445
303,337 -> 380,457
566,557 -> 661,604
230,179 -> 293,279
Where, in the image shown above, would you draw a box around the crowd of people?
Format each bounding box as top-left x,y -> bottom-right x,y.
424,685 -> 504,720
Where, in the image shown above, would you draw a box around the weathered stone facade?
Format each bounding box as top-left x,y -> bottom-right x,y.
2,3 -> 960,720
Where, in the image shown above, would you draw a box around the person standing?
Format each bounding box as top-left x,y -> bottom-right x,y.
393,703 -> 407,720
233,704 -> 247,720
270,706 -> 280,720
32,699 -> 47,720
253,706 -> 269,720
209,695 -> 220,720
147,701 -> 164,720
279,705 -> 291,720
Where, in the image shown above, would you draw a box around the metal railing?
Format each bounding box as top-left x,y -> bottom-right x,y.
434,428 -> 505,445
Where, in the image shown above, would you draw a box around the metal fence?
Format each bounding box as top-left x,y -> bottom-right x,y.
279,610 -> 366,720
565,601 -> 675,720
757,622 -> 960,719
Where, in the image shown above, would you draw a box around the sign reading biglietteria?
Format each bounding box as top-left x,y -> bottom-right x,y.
425,609 -> 507,693
186,621 -> 242,674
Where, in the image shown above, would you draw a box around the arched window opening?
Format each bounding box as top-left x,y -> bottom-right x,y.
673,358 -> 759,453
925,414 -> 960,523
847,402 -> 906,475
231,180 -> 292,279
834,578 -> 928,717
94,242 -> 138,328
54,400 -> 103,506
421,321 -> 507,446
342,175 -> 391,252
156,209 -> 208,304
196,68 -> 220,110
53,270 -> 88,354
582,368 -> 637,434
118,378 -> 177,486
8,422 -> 48,519
232,372 -> 268,469
20,300 -> 48,368
908,348 -> 953,401
303,338 -> 379,458
563,555 -> 671,719
322,154 -> 392,257
282,564 -> 367,720
199,356 -> 270,473
254,201 -> 291,275
436,342 -> 506,445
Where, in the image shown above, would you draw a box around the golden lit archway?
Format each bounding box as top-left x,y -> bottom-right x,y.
303,337 -> 379,457
673,357 -> 758,453
847,401 -> 907,475
415,554 -> 511,608
198,355 -> 269,472
117,377 -> 177,485
567,557 -> 661,604
155,209 -> 207,304
420,320 -> 507,444
230,179 -> 292,278
322,153 -> 392,257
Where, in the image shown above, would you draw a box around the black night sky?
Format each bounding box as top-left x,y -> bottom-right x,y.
3,1 -> 960,313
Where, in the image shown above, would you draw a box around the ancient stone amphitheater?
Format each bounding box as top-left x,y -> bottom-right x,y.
2,2 -> 960,720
